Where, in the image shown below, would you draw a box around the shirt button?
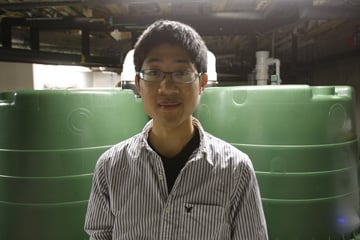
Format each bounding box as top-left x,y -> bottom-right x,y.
158,174 -> 164,181
165,207 -> 170,214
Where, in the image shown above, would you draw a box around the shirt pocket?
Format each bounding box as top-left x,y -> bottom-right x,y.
179,203 -> 226,240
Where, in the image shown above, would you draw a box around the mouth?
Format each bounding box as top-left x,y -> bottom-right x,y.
158,101 -> 181,110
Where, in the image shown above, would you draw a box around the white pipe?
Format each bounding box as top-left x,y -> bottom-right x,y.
255,50 -> 281,85
255,51 -> 269,85
266,58 -> 281,85
271,32 -> 275,58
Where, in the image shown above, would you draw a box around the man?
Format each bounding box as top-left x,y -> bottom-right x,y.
84,19 -> 268,240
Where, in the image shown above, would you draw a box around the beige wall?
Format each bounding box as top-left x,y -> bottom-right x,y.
0,62 -> 121,91
0,62 -> 34,91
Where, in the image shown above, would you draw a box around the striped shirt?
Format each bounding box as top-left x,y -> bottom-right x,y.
84,118 -> 268,240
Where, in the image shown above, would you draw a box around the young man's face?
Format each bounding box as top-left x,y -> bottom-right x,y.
135,43 -> 208,129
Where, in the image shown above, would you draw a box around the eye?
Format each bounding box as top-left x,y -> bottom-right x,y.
146,69 -> 162,76
173,70 -> 190,77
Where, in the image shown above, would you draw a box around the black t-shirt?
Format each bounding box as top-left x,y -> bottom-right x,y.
149,128 -> 200,192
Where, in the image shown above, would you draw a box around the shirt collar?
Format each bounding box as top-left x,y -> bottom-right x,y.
140,117 -> 212,164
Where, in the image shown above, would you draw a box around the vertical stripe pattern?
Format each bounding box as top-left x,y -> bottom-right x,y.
84,118 -> 268,240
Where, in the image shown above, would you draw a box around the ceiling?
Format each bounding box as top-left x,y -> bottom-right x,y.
1,0 -> 360,82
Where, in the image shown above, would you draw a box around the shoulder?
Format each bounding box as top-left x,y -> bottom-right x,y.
204,132 -> 252,167
194,117 -> 253,172
201,132 -> 259,199
95,133 -> 144,172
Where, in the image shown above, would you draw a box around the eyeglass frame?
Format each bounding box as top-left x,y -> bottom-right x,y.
136,69 -> 203,84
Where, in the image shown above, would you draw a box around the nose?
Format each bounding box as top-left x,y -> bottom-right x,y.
162,72 -> 173,81
158,73 -> 179,94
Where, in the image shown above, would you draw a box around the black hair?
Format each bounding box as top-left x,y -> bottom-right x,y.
133,19 -> 208,73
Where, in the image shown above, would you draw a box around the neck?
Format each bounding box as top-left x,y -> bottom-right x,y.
149,119 -> 195,158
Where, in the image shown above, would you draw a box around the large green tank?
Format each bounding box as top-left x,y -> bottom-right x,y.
194,85 -> 359,239
0,89 -> 148,240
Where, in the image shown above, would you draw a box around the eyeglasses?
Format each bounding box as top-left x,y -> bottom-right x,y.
137,69 -> 202,84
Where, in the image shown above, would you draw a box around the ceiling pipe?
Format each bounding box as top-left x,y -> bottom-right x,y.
0,13 -> 299,35
1,17 -> 111,31
108,14 -> 299,35
0,0 -> 85,9
211,12 -> 264,20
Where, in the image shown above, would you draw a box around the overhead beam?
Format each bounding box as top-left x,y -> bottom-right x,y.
0,47 -> 121,67
30,28 -> 40,50
300,6 -> 360,19
81,29 -> 90,56
0,20 -> 11,48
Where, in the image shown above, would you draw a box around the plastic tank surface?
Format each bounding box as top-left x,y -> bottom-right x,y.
0,89 -> 148,240
194,85 -> 360,240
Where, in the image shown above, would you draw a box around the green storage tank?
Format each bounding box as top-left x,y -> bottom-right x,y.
194,85 -> 359,239
0,89 -> 148,240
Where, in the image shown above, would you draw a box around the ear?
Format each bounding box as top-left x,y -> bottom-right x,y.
199,73 -> 208,94
135,75 -> 142,96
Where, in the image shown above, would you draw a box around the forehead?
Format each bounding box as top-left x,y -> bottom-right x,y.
143,44 -> 193,66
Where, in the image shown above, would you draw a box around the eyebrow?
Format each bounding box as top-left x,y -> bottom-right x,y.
145,57 -> 191,64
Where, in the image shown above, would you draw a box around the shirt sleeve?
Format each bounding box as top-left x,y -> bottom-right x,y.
230,156 -> 268,240
84,155 -> 114,240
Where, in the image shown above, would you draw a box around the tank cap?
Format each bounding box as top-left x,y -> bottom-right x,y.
312,86 -> 335,96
